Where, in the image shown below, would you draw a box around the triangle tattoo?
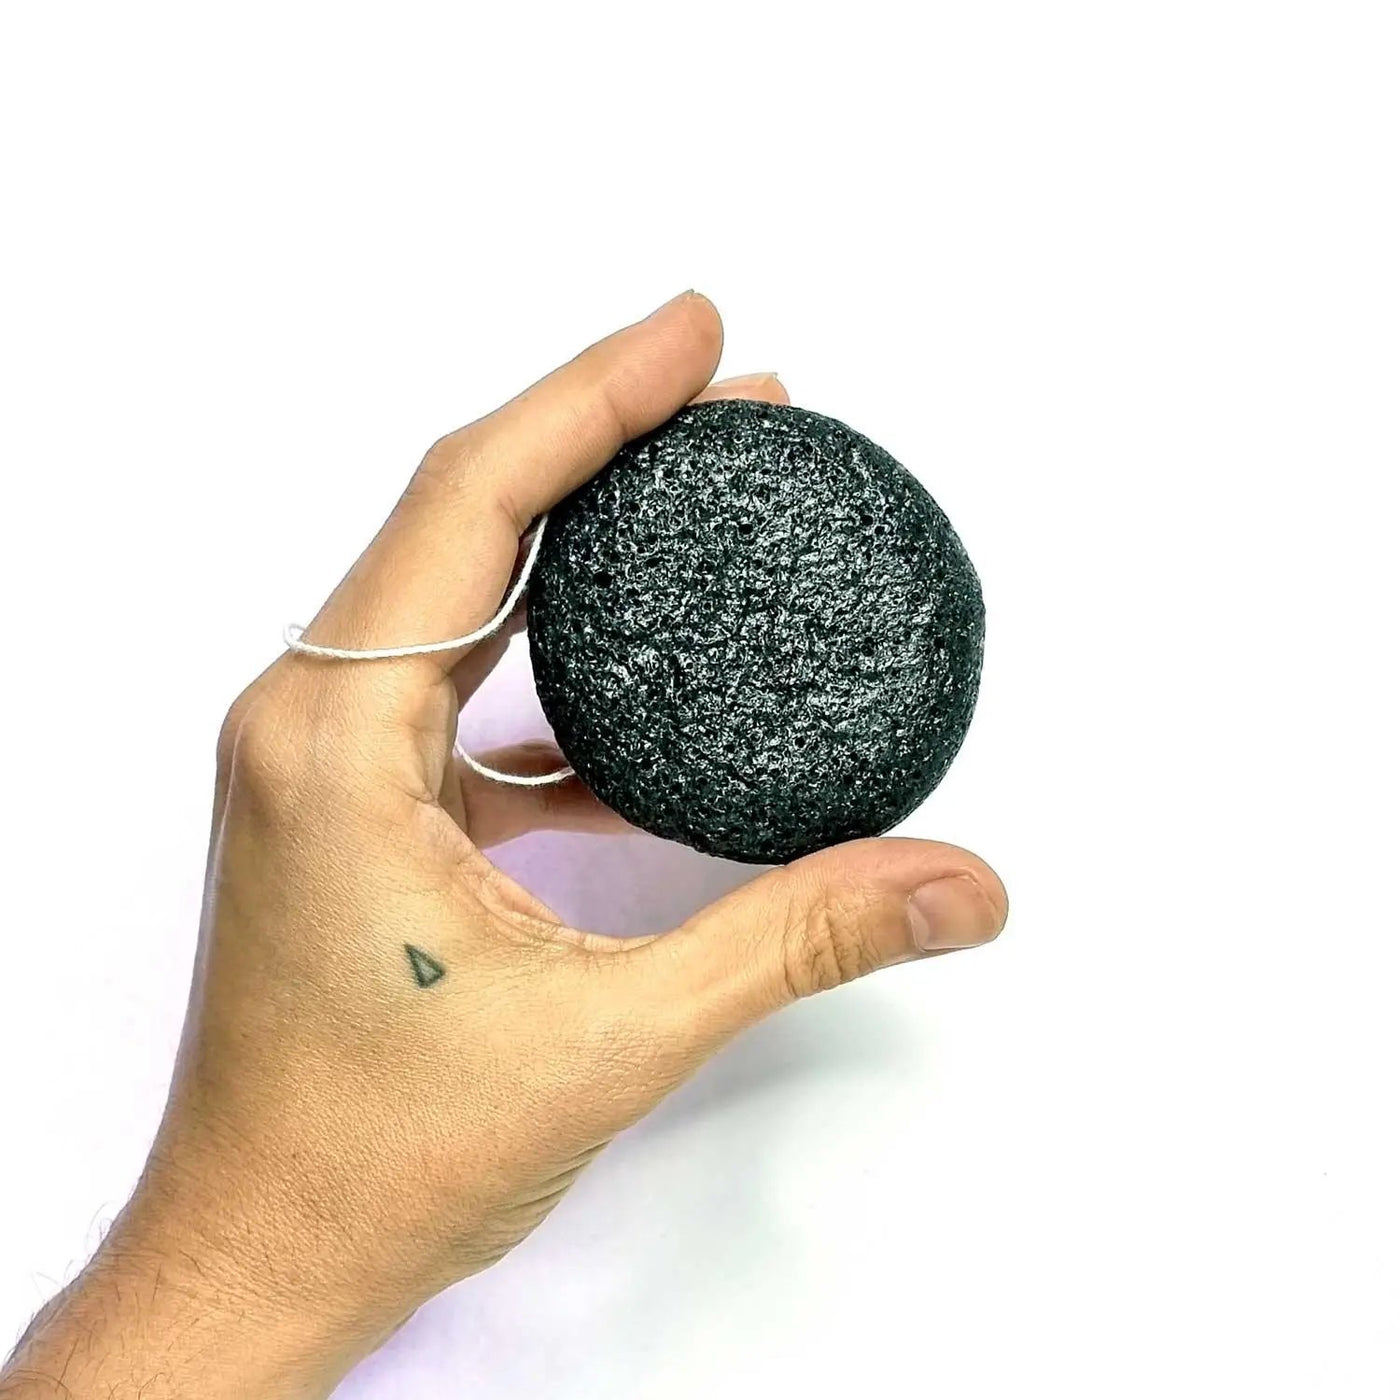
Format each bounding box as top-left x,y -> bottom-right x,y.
405,943 -> 446,988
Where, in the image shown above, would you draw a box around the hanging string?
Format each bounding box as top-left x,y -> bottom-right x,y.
283,517 -> 574,788
449,740 -> 572,788
284,516 -> 551,660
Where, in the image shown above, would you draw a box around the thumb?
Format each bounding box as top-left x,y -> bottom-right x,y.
637,838 -> 1009,1054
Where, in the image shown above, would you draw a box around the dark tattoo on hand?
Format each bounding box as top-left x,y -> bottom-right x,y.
405,944 -> 446,988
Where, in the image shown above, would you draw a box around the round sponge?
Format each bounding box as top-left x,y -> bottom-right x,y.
528,400 -> 984,864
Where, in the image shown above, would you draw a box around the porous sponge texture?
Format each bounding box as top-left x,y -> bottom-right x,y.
529,399 -> 984,864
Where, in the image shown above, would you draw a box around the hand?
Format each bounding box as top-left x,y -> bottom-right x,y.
1,292 -> 1008,1399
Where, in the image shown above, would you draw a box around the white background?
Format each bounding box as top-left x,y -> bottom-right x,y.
2,3 -> 1397,1396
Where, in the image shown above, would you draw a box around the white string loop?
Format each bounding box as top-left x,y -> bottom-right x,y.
283,516 -> 574,788
452,742 -> 574,788
283,517 -> 552,660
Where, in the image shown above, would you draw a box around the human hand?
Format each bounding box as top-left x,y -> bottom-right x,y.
1,292 -> 1007,1399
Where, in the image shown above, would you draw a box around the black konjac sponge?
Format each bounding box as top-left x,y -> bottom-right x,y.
528,400 -> 984,864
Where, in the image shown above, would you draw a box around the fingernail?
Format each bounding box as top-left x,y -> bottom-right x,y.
907,876 -> 1003,953
712,372 -> 781,389
653,288 -> 699,315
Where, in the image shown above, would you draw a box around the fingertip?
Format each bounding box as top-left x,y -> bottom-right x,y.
926,844 -> 1008,931
976,858 -> 1010,931
654,289 -> 723,371
790,836 -> 1009,933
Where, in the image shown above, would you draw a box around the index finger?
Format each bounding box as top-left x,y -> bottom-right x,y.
302,290 -> 723,674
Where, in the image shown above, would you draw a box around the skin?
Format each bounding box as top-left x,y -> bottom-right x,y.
0,293 -> 1008,1399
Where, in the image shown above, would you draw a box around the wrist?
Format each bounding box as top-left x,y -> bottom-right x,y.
2,1190 -> 358,1400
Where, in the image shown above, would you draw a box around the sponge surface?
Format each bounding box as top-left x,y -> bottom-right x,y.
528,400 -> 984,864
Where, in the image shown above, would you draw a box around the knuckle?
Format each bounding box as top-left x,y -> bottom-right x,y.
220,680 -> 314,805
217,670 -> 420,825
216,684 -> 260,775
411,427 -> 530,531
414,425 -> 485,495
779,885 -> 879,1000
229,710 -> 298,800
587,379 -> 632,451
